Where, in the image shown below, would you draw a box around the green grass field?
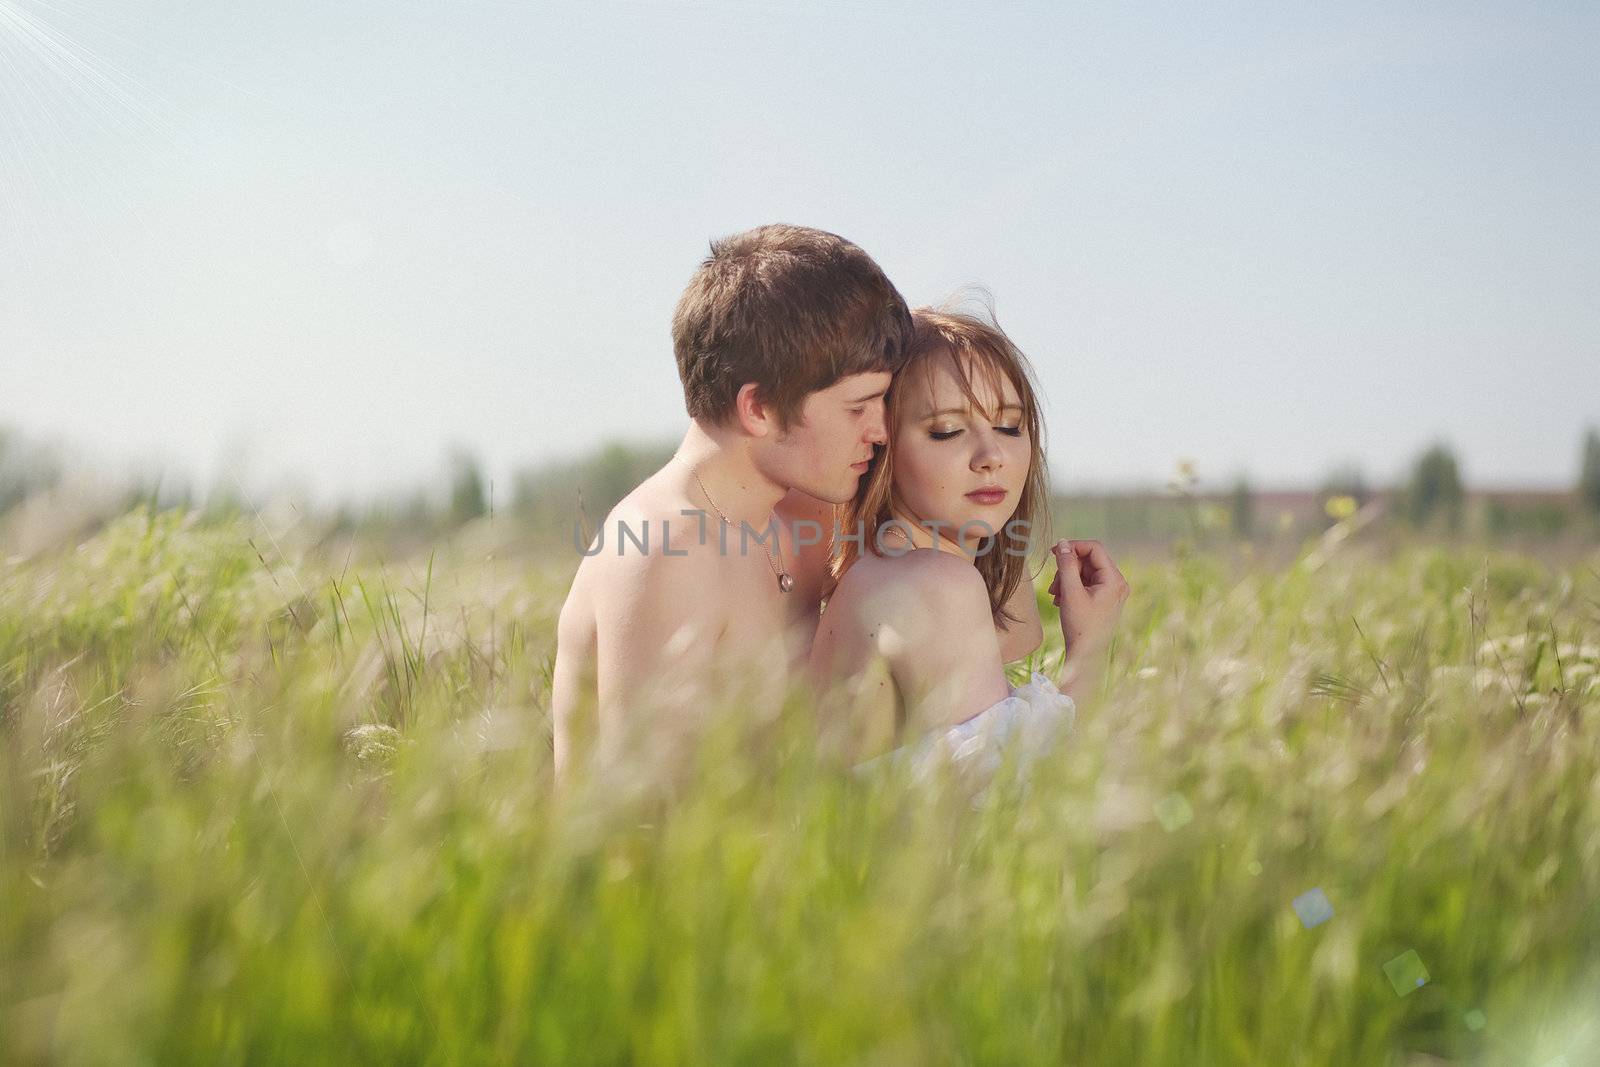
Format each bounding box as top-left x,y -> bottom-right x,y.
3,507 -> 1599,1065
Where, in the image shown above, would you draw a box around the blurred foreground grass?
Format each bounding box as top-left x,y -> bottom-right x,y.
3,507 -> 1599,1065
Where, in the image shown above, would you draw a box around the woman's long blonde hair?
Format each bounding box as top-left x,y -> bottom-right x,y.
831,303 -> 1051,623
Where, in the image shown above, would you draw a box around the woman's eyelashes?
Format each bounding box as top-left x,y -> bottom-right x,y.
927,425 -> 1024,441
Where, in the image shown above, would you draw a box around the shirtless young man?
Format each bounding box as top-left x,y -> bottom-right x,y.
551,224 -> 1045,782
550,224 -> 915,780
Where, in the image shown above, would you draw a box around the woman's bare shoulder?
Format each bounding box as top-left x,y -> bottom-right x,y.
872,547 -> 986,591
833,549 -> 990,627
845,549 -> 1008,733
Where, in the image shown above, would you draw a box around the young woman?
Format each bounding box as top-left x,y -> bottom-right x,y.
809,306 -> 1130,775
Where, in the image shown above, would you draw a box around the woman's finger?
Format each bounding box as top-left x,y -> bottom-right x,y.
1071,539 -> 1124,588
1054,542 -> 1084,596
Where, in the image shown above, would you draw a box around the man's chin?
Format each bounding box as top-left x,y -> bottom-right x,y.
836,474 -> 871,504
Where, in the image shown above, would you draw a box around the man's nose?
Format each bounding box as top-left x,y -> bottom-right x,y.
864,407 -> 888,445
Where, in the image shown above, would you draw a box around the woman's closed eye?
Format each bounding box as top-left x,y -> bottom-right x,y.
929,425 -> 1024,441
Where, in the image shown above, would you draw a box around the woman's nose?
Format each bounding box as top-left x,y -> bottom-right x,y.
971,431 -> 1004,471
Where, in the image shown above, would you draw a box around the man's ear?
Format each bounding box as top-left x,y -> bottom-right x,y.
733,382 -> 777,438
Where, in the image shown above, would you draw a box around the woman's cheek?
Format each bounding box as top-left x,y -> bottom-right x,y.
1009,441 -> 1031,484
905,451 -> 949,517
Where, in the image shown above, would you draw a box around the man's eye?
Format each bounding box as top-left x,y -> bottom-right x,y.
996,426 -> 1024,437
929,429 -> 962,441
849,407 -> 866,416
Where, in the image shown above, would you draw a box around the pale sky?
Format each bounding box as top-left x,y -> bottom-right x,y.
2,0 -> 1596,505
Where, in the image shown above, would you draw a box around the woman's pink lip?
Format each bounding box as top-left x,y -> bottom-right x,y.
966,488 -> 1007,503
851,461 -> 871,472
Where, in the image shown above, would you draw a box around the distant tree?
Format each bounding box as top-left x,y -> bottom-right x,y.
0,426 -> 13,514
1485,497 -> 1571,539
588,442 -> 646,515
399,489 -> 437,530
0,424 -> 64,515
1229,475 -> 1254,539
448,448 -> 487,523
119,471 -> 193,515
511,440 -> 674,532
1579,427 -> 1600,519
1404,443 -> 1464,531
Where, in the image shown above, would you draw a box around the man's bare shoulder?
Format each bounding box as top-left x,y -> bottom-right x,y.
566,476 -> 729,633
572,474 -> 723,586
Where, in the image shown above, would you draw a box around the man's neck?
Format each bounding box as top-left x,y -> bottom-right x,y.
673,422 -> 786,528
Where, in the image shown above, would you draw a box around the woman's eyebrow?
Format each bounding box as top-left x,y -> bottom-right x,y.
920,402 -> 1023,419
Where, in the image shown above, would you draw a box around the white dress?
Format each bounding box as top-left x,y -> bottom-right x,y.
853,672 -> 1076,795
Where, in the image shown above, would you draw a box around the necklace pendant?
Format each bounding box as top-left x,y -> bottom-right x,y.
777,572 -> 794,593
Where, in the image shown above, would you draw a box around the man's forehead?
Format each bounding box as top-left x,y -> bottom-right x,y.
829,370 -> 893,398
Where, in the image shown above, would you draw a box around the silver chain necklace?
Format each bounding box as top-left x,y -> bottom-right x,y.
676,455 -> 794,593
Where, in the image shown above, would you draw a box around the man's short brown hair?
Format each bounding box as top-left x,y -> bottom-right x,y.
672,224 -> 913,430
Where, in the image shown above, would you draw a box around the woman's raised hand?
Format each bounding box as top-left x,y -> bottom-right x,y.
1047,539 -> 1130,659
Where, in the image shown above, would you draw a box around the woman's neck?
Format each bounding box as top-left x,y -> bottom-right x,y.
882,508 -> 975,559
